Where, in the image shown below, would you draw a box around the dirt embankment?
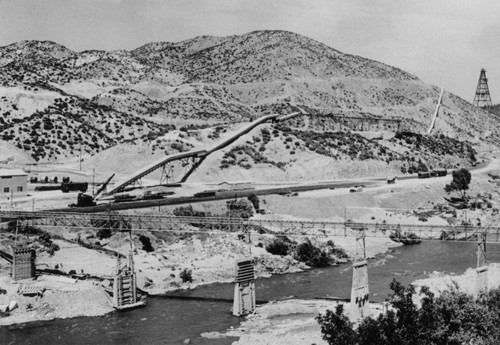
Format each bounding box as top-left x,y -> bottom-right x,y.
0,274 -> 113,326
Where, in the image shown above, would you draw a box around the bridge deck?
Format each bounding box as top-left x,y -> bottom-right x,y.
2,211 -> 500,243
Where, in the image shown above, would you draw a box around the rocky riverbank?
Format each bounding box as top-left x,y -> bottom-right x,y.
205,263 -> 500,345
0,274 -> 113,326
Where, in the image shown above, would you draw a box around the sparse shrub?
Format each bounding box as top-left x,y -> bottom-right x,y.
37,232 -> 60,255
180,268 -> 193,283
173,205 -> 207,218
96,228 -> 112,240
266,239 -> 289,256
139,235 -> 154,252
227,199 -> 254,219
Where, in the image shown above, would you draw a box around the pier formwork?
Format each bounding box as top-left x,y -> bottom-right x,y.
233,257 -> 256,316
12,247 -> 36,281
112,252 -> 138,308
350,260 -> 369,322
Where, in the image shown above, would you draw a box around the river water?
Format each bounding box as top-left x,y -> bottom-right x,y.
2,241 -> 499,345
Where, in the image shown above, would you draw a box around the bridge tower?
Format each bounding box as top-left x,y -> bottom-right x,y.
350,229 -> 370,323
473,69 -> 493,108
475,231 -> 488,298
233,257 -> 256,316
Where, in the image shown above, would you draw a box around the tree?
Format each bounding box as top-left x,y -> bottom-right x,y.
139,235 -> 154,252
316,280 -> 500,345
295,241 -> 332,267
247,193 -> 260,210
316,304 -> 357,345
226,198 -> 254,219
445,168 -> 471,200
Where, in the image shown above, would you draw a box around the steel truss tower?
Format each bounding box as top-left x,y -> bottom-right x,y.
473,68 -> 492,108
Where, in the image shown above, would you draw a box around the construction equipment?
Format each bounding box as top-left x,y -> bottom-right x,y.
61,182 -> 88,193
70,174 -> 114,207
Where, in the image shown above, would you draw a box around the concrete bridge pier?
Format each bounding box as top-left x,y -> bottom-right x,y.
475,232 -> 488,298
350,230 -> 369,323
233,257 -> 256,316
12,247 -> 36,281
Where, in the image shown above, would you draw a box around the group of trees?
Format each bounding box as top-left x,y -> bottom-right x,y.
317,280 -> 500,345
265,238 -> 332,268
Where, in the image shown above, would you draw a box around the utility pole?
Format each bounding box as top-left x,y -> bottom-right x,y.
344,207 -> 347,236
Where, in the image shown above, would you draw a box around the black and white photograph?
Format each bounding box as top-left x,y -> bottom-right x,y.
1,0 -> 500,344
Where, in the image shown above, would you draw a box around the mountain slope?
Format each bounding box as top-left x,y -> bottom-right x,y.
0,30 -> 498,165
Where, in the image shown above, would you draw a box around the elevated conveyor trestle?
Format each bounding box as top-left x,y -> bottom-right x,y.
106,111 -> 304,195
105,108 -> 408,195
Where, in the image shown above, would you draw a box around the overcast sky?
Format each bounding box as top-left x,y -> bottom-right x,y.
0,0 -> 499,102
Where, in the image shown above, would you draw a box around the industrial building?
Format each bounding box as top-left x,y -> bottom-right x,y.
217,181 -> 255,192
0,169 -> 27,199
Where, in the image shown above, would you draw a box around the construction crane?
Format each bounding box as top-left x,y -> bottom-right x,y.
70,174 -> 115,208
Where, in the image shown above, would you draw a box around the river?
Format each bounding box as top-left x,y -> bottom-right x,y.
2,241 -> 499,345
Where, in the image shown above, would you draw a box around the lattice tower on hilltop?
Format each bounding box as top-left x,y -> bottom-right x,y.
473,68 -> 493,108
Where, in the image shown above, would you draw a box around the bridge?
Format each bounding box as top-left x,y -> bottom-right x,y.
2,210 -> 496,320
2,211 -> 500,243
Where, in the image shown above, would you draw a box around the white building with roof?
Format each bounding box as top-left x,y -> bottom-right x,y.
217,181 -> 255,192
0,169 -> 27,199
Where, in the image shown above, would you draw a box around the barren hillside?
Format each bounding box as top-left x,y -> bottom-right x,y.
0,30 -> 498,174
